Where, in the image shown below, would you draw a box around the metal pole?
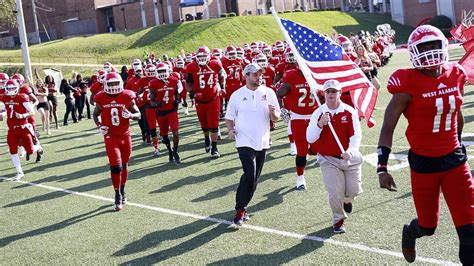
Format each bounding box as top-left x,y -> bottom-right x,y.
31,0 -> 41,44
153,0 -> 161,25
140,0 -> 147,27
16,0 -> 33,83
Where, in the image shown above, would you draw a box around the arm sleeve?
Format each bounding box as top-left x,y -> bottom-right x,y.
306,108 -> 323,144
347,106 -> 362,153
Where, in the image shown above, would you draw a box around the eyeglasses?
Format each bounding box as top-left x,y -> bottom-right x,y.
325,89 -> 340,93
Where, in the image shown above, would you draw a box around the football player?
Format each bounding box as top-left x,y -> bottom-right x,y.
89,70 -> 107,105
277,69 -> 320,190
0,79 -> 43,180
377,25 -> 474,264
174,57 -> 190,115
93,72 -> 141,211
222,46 -> 244,110
149,63 -> 181,164
185,46 -> 226,158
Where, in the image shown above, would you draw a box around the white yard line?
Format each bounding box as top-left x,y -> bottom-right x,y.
0,176 -> 458,265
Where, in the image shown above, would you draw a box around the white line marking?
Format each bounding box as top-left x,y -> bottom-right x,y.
0,177 -> 458,265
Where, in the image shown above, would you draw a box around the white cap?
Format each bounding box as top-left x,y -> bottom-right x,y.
243,63 -> 263,75
323,79 -> 342,91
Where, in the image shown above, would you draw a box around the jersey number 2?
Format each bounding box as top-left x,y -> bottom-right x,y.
433,95 -> 455,133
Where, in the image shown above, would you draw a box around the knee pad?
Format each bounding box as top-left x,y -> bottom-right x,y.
149,128 -> 157,137
411,219 -> 436,237
295,156 -> 307,167
161,135 -> 170,145
201,128 -> 209,133
209,128 -> 218,133
110,165 -> 122,174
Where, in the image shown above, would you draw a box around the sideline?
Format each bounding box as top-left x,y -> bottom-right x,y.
0,176 -> 458,265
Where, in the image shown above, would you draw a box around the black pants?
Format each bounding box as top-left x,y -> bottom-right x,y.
139,106 -> 149,136
64,98 -> 77,124
235,147 -> 267,211
74,95 -> 82,119
78,93 -> 91,119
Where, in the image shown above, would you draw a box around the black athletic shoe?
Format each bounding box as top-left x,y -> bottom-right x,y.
173,151 -> 181,165
402,224 -> 416,263
168,151 -> 174,162
114,192 -> 123,211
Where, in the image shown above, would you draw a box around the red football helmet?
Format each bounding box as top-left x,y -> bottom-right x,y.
262,45 -> 272,58
275,40 -> 285,52
236,47 -> 244,59
407,25 -> 448,69
284,48 -> 295,64
196,46 -> 210,65
175,58 -> 185,68
5,79 -> 20,96
12,73 -> 25,85
253,53 -> 268,68
225,46 -> 237,60
156,62 -> 170,80
212,48 -> 223,59
144,64 -> 157,78
336,35 -> 353,53
104,72 -> 123,94
103,62 -> 113,72
0,73 -> 9,87
97,70 -> 107,84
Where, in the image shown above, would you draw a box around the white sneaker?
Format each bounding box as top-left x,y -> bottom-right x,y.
153,149 -> 160,156
184,107 -> 189,115
296,175 -> 306,190
15,172 -> 25,180
289,143 -> 297,156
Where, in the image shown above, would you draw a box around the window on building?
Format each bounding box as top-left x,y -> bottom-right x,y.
418,0 -> 432,3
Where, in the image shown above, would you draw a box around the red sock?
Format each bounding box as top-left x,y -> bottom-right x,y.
120,167 -> 128,185
152,137 -> 158,150
288,134 -> 294,143
111,172 -> 121,190
296,166 -> 305,176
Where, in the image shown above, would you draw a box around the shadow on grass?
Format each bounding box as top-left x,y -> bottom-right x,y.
208,227 -> 332,265
114,210 -> 236,263
0,205 -> 111,248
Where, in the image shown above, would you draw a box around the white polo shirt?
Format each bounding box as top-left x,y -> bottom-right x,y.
225,85 -> 280,151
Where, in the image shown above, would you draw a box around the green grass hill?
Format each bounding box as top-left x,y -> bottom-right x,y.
0,12 -> 412,65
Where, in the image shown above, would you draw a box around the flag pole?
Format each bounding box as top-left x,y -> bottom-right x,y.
270,7 -> 346,155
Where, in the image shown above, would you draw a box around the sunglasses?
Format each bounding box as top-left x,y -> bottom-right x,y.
325,89 -> 340,93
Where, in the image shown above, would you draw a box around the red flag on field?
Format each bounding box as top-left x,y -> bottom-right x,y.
450,23 -> 466,42
272,13 -> 377,127
460,46 -> 474,84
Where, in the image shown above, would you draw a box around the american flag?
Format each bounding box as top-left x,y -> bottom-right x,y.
279,17 -> 377,127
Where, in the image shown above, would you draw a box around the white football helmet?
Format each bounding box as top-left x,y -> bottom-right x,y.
407,25 -> 448,69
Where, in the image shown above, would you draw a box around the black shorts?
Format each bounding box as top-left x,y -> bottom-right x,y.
37,102 -> 50,111
47,95 -> 57,106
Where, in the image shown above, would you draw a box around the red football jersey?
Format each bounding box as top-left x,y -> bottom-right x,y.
221,57 -> 244,86
149,77 -> 179,111
282,69 -> 318,115
19,85 -> 32,95
125,76 -> 140,92
90,82 -> 103,94
261,65 -> 276,90
387,62 -> 467,156
133,77 -> 155,104
275,62 -> 298,76
95,90 -> 136,137
185,60 -> 223,102
0,93 -> 31,129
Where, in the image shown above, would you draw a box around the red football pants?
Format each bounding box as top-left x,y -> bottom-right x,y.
195,97 -> 220,129
146,107 -> 157,130
158,111 -> 179,136
8,126 -> 34,154
104,135 -> 132,166
411,162 -> 474,228
291,119 -> 310,157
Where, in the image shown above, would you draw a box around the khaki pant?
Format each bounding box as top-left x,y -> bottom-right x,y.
317,151 -> 363,224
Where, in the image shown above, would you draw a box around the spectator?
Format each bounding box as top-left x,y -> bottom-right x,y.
225,63 -> 280,226
45,75 -> 60,129
120,65 -> 128,82
307,80 -> 363,234
60,79 -> 78,125
73,74 -> 91,120
34,79 -> 50,135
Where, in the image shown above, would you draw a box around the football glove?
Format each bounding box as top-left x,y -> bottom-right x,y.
280,108 -> 290,124
98,125 -> 109,136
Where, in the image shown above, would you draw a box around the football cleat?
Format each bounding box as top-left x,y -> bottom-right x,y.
25,153 -> 30,161
15,172 -> 25,180
296,175 -> 307,190
115,192 -> 123,211
153,149 -> 161,156
233,210 -> 248,226
173,151 -> 181,165
168,151 -> 174,162
205,145 -> 211,153
35,149 -> 44,163
211,150 -> 220,158
289,143 -> 297,156
402,224 -> 417,263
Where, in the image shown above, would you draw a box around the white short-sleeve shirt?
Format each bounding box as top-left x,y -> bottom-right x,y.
225,85 -> 280,151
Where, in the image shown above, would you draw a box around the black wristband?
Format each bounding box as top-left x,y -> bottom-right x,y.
377,146 -> 391,174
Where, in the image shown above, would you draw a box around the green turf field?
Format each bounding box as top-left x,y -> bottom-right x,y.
0,47 -> 472,264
